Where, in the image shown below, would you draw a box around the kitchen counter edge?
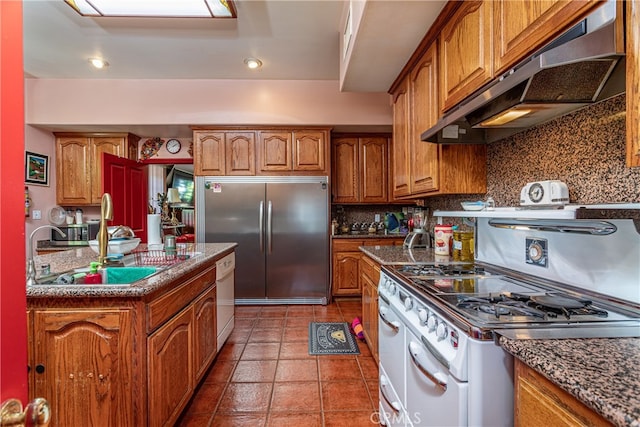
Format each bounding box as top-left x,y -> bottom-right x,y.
500,335 -> 640,427
26,243 -> 238,299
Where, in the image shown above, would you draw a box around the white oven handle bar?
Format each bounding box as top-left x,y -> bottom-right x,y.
378,306 -> 400,332
379,375 -> 402,412
408,341 -> 448,391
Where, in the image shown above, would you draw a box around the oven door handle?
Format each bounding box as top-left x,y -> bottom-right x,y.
379,374 -> 402,413
408,341 -> 448,392
378,307 -> 400,332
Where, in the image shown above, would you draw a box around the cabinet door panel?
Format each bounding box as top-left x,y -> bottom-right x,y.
148,307 -> 194,427
91,137 -> 126,204
494,0 -> 600,76
194,287 -> 217,382
360,137 -> 388,203
293,131 -> 326,172
392,80 -> 411,198
56,137 -> 91,205
225,132 -> 255,175
410,43 -> 440,194
332,138 -> 359,203
32,309 -> 135,427
332,252 -> 361,296
440,0 -> 492,112
194,132 -> 225,175
258,131 -> 292,172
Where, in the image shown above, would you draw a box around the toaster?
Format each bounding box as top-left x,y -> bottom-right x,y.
520,180 -> 569,206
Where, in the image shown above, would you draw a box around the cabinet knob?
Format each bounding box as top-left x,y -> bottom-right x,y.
35,365 -> 45,374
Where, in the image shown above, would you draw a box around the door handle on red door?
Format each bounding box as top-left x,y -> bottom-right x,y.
378,306 -> 400,332
408,340 -> 448,391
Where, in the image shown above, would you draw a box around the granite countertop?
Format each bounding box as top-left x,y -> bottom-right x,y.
501,337 -> 640,427
359,245 -> 452,264
27,243 -> 237,299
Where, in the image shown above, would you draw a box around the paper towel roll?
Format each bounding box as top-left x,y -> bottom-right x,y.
147,214 -> 162,245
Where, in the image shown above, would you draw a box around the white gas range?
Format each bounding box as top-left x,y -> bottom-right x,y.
377,210 -> 640,427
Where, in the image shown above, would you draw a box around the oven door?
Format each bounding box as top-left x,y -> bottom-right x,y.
379,364 -> 409,426
378,293 -> 406,405
406,327 -> 468,427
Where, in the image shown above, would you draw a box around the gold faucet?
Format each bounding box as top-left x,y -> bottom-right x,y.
98,193 -> 113,265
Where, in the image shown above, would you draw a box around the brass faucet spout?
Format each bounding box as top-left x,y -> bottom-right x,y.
98,193 -> 113,265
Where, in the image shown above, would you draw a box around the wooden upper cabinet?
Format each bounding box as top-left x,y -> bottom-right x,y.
56,137 -> 91,205
332,138 -> 359,203
440,0 -> 493,112
258,131 -> 292,173
193,127 -> 330,176
55,132 -> 139,206
628,0 -> 640,168
332,135 -> 389,204
225,132 -> 255,175
410,42 -> 440,195
392,78 -> 411,199
293,130 -> 328,173
360,137 -> 388,203
194,131 -> 225,175
493,0 -> 601,76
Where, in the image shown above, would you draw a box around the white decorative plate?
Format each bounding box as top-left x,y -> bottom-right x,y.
48,206 -> 66,225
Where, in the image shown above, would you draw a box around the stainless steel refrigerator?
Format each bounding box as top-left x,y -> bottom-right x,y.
195,176 -> 330,304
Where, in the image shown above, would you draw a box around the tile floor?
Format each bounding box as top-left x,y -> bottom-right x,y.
176,298 -> 381,427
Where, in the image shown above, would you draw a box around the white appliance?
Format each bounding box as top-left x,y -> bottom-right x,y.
378,210 -> 640,426
216,252 -> 235,351
519,180 -> 569,206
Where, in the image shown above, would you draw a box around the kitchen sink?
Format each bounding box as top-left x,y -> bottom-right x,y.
33,266 -> 164,285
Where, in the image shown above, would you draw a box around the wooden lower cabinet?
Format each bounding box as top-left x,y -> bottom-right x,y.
514,359 -> 612,427
360,254 -> 380,363
332,237 -> 403,296
148,307 -> 195,427
28,258 -> 226,427
30,308 -> 138,426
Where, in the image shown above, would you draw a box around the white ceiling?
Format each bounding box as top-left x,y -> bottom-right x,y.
23,0 -> 446,93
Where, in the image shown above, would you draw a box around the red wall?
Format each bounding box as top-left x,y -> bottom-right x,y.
1,0 -> 27,403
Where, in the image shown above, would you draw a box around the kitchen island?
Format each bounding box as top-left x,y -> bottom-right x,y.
501,337 -> 640,427
358,244 -> 640,427
27,243 -> 237,427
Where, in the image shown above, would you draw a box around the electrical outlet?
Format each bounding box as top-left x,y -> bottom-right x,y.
32,210 -> 42,220
374,214 -> 380,222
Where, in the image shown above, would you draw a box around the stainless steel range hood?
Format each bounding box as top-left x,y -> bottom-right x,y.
421,0 -> 625,144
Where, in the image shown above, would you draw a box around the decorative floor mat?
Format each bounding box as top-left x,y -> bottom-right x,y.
308,322 -> 360,355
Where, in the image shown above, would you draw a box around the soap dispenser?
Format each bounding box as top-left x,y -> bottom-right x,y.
85,262 -> 102,285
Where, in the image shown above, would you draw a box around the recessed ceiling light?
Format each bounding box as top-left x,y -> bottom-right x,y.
88,58 -> 109,69
244,58 -> 263,70
64,0 -> 236,18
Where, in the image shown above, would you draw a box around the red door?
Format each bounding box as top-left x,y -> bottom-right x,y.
102,153 -> 149,242
1,0 -> 28,404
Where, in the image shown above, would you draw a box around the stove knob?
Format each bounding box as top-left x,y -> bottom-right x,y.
389,283 -> 396,295
436,322 -> 448,341
427,314 -> 437,332
404,297 -> 413,311
417,308 -> 428,325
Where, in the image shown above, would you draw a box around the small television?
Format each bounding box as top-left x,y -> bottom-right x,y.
169,167 -> 194,206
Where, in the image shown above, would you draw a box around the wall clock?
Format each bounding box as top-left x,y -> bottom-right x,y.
166,138 -> 182,154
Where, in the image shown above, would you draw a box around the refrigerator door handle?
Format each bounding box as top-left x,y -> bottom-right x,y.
267,200 -> 273,254
259,200 -> 265,253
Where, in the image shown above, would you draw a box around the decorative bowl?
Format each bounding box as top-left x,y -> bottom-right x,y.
461,201 -> 486,211
89,238 -> 141,255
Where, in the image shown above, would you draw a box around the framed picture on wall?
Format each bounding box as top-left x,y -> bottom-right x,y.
25,151 -> 49,186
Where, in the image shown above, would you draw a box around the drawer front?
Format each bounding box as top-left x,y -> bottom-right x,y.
147,266 -> 216,333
